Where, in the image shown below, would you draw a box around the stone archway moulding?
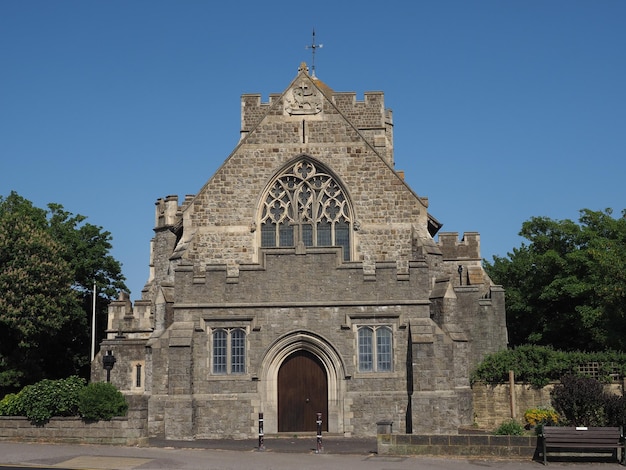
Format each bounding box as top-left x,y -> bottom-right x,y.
259,330 -> 347,434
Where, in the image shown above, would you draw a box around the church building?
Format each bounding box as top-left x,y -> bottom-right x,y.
93,63 -> 507,439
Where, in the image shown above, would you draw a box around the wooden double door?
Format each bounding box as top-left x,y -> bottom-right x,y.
277,350 -> 328,432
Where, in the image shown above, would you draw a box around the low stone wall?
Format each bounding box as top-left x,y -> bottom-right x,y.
0,394 -> 148,446
377,433 -> 538,459
472,382 -> 625,430
0,416 -> 147,446
472,383 -> 553,429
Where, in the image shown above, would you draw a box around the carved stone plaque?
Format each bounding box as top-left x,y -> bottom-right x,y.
284,80 -> 322,115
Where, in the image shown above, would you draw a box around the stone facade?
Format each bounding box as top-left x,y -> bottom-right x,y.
92,63 -> 507,440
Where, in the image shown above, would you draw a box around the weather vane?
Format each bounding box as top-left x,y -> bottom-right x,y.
305,29 -> 323,78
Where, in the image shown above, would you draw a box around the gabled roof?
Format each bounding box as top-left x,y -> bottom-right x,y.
190,62 -> 441,236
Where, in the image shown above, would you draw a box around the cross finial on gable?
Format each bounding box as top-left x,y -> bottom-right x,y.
305,29 -> 323,78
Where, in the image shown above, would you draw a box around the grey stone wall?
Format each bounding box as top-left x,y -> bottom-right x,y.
377,432 -> 538,459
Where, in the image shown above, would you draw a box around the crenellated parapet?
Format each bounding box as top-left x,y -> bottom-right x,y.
332,91 -> 393,164
437,232 -> 481,261
238,65 -> 394,164
171,248 -> 432,307
240,91 -> 389,131
105,292 -> 153,339
331,91 -> 386,129
241,93 -> 272,134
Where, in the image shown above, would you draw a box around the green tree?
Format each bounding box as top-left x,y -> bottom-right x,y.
485,208 -> 626,351
46,202 -> 127,374
0,192 -> 127,395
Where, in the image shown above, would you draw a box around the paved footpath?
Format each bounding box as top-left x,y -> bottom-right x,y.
0,439 -> 620,470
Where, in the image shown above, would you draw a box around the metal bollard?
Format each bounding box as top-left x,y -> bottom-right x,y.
258,412 -> 265,451
315,412 -> 323,453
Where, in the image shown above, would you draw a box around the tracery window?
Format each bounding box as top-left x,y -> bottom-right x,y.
260,159 -> 352,261
357,326 -> 393,372
212,328 -> 246,374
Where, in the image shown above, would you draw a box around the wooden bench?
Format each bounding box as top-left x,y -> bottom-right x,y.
541,426 -> 625,465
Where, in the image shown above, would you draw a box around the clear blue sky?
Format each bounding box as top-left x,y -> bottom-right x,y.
2,1 -> 624,299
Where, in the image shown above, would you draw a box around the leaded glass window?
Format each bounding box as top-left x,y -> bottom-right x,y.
212,328 -> 246,375
213,329 -> 227,374
260,159 -> 352,260
376,327 -> 392,371
357,326 -> 393,373
231,329 -> 246,373
358,327 -> 373,372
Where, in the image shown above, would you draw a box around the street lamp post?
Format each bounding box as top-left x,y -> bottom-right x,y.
90,282 -> 96,361
102,350 -> 116,382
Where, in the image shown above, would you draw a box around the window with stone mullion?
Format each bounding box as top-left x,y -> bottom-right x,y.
212,328 -> 246,375
357,326 -> 393,373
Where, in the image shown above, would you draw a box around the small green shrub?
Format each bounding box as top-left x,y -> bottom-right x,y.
78,382 -> 128,421
494,419 -> 525,435
0,392 -> 24,416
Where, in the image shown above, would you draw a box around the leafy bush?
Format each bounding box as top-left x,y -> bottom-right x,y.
78,382 -> 128,421
0,393 -> 23,416
601,394 -> 626,427
15,376 -> 86,424
551,374 -> 609,426
0,377 -> 128,423
494,419 -> 525,435
471,345 -> 626,387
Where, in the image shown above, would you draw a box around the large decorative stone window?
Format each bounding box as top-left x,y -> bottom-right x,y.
212,328 -> 246,374
260,159 -> 352,261
357,326 -> 393,372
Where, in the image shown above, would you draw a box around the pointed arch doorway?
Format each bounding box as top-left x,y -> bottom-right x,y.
278,350 -> 328,432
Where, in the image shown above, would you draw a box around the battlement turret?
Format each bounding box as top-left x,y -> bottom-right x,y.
437,232 -> 481,261
240,93 -> 282,136
105,291 -> 153,339
331,91 -> 386,127
155,195 -> 180,228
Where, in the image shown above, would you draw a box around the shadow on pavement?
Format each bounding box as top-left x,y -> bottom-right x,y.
148,436 -> 378,455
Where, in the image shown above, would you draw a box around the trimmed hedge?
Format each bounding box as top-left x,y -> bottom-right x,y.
471,345 -> 626,387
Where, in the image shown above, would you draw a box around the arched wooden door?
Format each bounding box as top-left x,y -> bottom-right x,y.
278,350 -> 328,432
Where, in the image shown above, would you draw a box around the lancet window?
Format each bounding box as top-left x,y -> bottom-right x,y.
260,159 -> 352,260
